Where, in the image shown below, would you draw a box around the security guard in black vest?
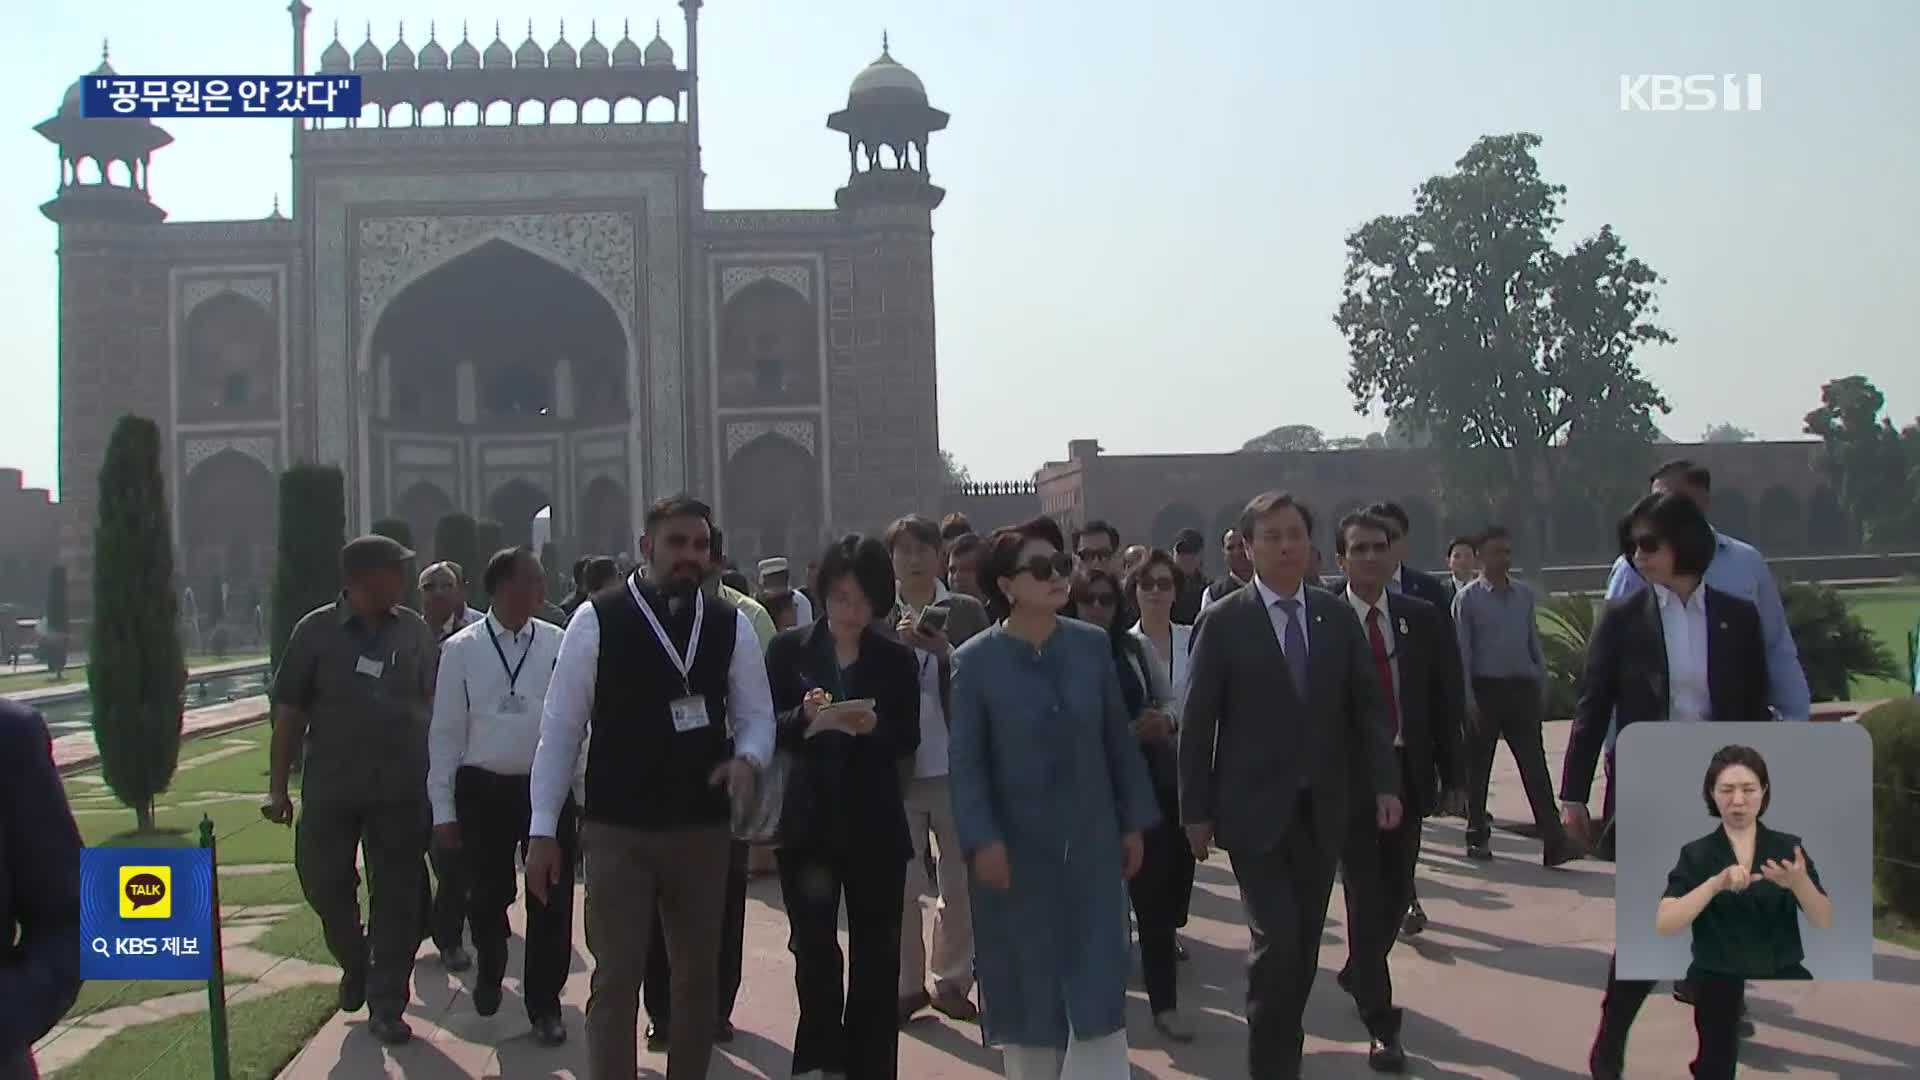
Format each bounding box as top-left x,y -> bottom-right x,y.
263,534 -> 440,1045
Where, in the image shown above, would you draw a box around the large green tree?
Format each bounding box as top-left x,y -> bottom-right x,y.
270,465 -> 346,671
1241,424 -> 1327,453
1802,375 -> 1915,547
1701,422 -> 1754,443
88,416 -> 188,831
1335,133 -> 1672,565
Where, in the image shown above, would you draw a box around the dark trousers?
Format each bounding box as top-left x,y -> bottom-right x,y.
294,797 -> 427,1019
1465,676 -> 1567,851
644,839 -> 749,1026
454,766 -> 577,1021
420,843 -> 469,953
1595,957 -> 1742,1079
1229,796 -> 1339,1079
776,846 -> 908,1080
1338,759 -> 1422,1038
1128,810 -> 1195,1014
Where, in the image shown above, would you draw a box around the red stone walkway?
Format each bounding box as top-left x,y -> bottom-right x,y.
278,722 -> 1920,1078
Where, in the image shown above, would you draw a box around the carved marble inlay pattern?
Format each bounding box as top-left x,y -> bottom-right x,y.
704,210 -> 837,232
184,435 -> 276,475
182,278 -> 275,317
725,419 -> 815,461
577,439 -> 624,462
483,470 -> 555,498
393,444 -> 456,467
720,265 -> 812,304
481,444 -> 554,467
356,212 -> 636,324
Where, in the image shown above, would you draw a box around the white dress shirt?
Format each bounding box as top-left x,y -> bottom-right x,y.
1253,575 -> 1310,659
1345,586 -> 1403,747
527,578 -> 776,838
1129,620 -> 1193,720
896,579 -> 951,779
792,590 -> 815,627
428,612 -> 563,825
1655,583 -> 1712,723
437,605 -> 485,640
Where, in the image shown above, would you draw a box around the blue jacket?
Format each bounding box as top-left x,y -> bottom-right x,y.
1,699 -> 82,1074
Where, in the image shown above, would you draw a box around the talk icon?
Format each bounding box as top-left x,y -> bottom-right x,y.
119,865 -> 172,919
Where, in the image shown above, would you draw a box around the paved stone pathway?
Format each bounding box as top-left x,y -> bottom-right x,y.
50,697 -> 268,770
276,721 -> 1920,1078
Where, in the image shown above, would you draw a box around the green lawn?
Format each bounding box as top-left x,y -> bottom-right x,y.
52,723 -> 342,1080
60,983 -> 339,1080
1843,584 -> 1919,700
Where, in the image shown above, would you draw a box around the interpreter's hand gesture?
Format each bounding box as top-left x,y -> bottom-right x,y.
1760,846 -> 1810,890
973,842 -> 1012,891
801,687 -> 832,723
1716,862 -> 1752,894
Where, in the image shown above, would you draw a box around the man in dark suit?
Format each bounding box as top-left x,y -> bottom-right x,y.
1180,492 -> 1403,1080
1362,501 -> 1459,937
1331,512 -> 1467,1070
2,700 -> 83,1080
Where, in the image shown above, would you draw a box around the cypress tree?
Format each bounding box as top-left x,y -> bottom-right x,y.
473,519 -> 504,607
270,465 -> 346,672
371,517 -> 419,613
45,563 -> 69,631
88,416 -> 187,832
433,513 -> 479,608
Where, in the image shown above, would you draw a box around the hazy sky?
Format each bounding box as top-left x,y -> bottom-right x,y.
6,0 -> 1917,497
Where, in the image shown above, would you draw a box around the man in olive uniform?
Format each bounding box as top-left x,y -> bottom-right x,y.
264,535 -> 440,1045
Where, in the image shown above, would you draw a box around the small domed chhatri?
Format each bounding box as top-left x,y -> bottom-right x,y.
579,20 -> 609,68
643,20 -> 674,68
318,23 -> 350,74
385,23 -> 415,70
449,23 -> 480,69
352,23 -> 384,72
610,19 -> 642,68
418,22 -> 448,70
483,22 -> 513,69
847,32 -> 927,106
62,40 -> 116,111
547,20 -> 577,68
515,21 -> 545,68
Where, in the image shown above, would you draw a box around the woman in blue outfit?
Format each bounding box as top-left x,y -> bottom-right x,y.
948,516 -> 1162,1080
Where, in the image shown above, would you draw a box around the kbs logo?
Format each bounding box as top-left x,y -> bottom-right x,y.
1619,74 -> 1763,112
119,865 -> 172,919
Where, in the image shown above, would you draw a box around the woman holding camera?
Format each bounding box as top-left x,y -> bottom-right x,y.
949,517 -> 1161,1078
764,535 -> 922,1079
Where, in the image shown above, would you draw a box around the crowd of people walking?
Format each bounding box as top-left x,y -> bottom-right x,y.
4,456 -> 1829,1080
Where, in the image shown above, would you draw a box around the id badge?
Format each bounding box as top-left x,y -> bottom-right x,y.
669,694 -> 710,733
499,692 -> 527,714
354,655 -> 385,678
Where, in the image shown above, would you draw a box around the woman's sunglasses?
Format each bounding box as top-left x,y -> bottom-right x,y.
1136,576 -> 1176,594
1016,552 -> 1075,581
1080,591 -> 1119,608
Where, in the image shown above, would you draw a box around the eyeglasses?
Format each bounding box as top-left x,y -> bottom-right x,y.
1075,548 -> 1114,563
1017,552 -> 1075,582
1082,592 -> 1118,608
1137,577 -> 1176,593
1632,533 -> 1664,554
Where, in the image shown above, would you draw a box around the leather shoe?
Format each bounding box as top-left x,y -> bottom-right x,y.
531,1014 -> 567,1047
337,970 -> 367,1013
897,989 -> 931,1025
931,990 -> 979,1023
1400,900 -> 1428,937
440,944 -> 473,972
367,1015 -> 413,1046
1368,1033 -> 1407,1072
645,1021 -> 667,1051
472,982 -> 502,1017
1466,843 -> 1493,861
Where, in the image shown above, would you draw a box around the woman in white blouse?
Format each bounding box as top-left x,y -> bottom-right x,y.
1124,549 -> 1198,967
1127,550 -> 1193,728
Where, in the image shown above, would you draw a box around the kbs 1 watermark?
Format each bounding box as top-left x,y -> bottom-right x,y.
1619,74 -> 1763,113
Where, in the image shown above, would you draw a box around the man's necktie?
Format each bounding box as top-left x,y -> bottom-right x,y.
1366,607 -> 1401,741
1274,597 -> 1308,699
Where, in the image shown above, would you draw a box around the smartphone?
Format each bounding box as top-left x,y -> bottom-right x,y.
914,606 -> 949,636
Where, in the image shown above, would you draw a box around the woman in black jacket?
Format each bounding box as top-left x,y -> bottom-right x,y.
764,534 -> 921,1080
1558,491 -> 1773,1080
1065,567 -> 1193,1042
